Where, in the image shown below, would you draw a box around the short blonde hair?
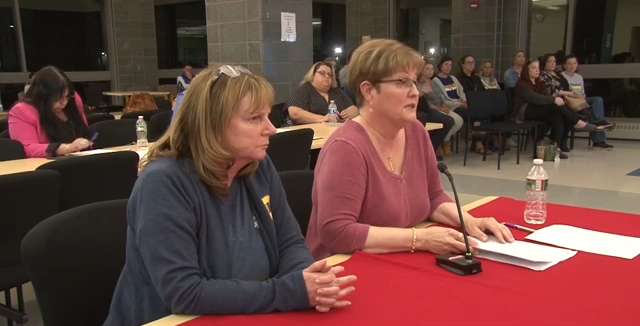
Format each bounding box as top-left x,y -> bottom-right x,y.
143,66 -> 275,197
348,39 -> 423,106
300,61 -> 338,88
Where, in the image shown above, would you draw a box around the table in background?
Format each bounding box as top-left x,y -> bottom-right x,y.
0,111 -> 7,119
147,196 -> 640,326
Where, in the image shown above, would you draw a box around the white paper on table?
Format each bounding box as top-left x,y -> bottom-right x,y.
135,149 -> 148,159
525,224 -> 640,259
275,128 -> 321,140
69,149 -> 116,156
472,236 -> 577,271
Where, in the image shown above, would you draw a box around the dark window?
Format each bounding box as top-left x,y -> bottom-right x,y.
155,0 -> 207,69
0,4 -> 21,72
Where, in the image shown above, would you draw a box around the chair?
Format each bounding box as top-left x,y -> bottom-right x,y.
36,151 -> 139,212
148,110 -> 173,141
154,98 -> 173,111
86,113 -> 115,126
269,102 -> 285,128
0,119 -> 8,133
90,119 -> 137,149
266,128 -> 314,172
465,91 -> 534,170
0,170 -> 60,326
0,138 -> 25,161
278,170 -> 314,235
0,129 -> 10,139
21,199 -> 128,326
120,109 -> 160,122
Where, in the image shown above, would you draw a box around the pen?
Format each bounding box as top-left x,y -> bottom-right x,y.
503,222 -> 537,233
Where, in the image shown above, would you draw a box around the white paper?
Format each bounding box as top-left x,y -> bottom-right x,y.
135,149 -> 148,159
280,12 -> 296,42
275,128 -> 321,140
69,149 -> 116,156
525,224 -> 640,259
472,236 -> 577,271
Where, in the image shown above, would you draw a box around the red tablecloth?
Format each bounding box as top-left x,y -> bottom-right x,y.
180,197 -> 640,326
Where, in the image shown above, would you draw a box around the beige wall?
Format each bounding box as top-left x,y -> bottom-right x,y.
529,6 -> 567,58
612,0 -> 640,55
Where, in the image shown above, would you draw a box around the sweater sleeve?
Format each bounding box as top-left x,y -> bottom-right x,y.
515,81 -> 556,105
452,76 -> 467,102
8,103 -> 53,158
314,140 -> 371,254
504,69 -> 516,88
131,167 -> 312,315
432,79 -> 455,108
261,158 -> 315,276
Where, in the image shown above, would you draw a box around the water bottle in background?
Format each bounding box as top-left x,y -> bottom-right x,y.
327,100 -> 338,126
524,159 -> 548,224
0,101 -> 4,112
136,116 -> 148,150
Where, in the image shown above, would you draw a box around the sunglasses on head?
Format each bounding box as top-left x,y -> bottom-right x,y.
211,65 -> 252,88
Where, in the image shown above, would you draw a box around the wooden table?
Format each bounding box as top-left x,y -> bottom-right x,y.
0,111 -> 8,119
143,196 -> 496,326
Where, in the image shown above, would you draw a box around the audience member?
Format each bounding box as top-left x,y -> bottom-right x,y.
305,38 -> 513,260
104,66 -> 357,326
24,71 -> 35,93
478,60 -> 501,90
9,66 -> 92,158
504,50 -> 526,88
176,64 -> 195,94
454,55 -> 484,92
284,62 -> 358,125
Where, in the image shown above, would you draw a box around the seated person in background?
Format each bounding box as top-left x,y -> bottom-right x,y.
478,60 -> 501,90
417,61 -> 457,158
284,62 -> 358,126
305,39 -> 513,260
338,49 -> 355,88
512,59 -> 597,159
454,55 -> 484,92
176,63 -> 195,94
561,55 -> 614,150
24,71 -> 35,93
104,66 -> 357,326
503,50 -> 526,88
9,65 -> 92,158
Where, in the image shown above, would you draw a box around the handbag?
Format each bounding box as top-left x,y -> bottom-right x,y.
123,93 -> 158,113
564,94 -> 589,112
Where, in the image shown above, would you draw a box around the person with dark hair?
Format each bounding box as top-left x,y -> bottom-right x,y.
24,71 -> 36,93
431,56 -> 468,155
512,60 -> 597,159
8,66 -> 92,158
177,64 -> 195,93
454,55 -> 484,92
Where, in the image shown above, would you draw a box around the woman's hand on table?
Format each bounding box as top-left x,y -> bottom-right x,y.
417,227 -> 479,254
303,260 -> 357,313
465,217 -> 515,243
340,106 -> 359,120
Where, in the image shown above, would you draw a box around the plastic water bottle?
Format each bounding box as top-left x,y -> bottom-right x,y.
524,159 -> 548,224
0,101 -> 4,112
327,100 -> 338,126
136,116 -> 148,150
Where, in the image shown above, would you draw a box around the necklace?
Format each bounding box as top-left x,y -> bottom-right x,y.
360,117 -> 398,172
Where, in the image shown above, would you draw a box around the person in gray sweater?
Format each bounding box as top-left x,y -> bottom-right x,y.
104,66 -> 357,326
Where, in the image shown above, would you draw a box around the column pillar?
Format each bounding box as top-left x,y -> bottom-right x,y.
205,0 -> 313,104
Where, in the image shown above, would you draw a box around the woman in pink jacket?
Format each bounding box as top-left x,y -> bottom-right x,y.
9,66 -> 92,158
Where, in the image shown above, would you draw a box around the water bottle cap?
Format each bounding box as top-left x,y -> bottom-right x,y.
533,159 -> 543,165
330,100 -> 335,103
138,116 -> 143,119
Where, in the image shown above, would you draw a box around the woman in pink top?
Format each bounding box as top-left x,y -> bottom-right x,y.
9,66 -> 92,158
305,39 -> 514,260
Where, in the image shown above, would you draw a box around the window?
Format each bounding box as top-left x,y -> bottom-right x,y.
19,0 -> 108,72
529,0 -> 569,60
155,0 -> 207,69
572,0 -> 639,64
0,2 -> 21,72
583,78 -> 640,118
395,0 -> 452,62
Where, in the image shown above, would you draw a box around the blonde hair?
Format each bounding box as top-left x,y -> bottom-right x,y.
142,66 -> 275,197
478,60 -> 496,80
347,39 -> 423,107
300,62 -> 338,88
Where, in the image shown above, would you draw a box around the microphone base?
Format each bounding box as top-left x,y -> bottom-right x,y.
435,254 -> 483,276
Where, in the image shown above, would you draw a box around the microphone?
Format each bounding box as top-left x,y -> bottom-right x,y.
435,162 -> 482,276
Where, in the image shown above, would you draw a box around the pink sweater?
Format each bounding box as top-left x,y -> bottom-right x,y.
305,119 -> 453,259
8,93 -> 87,158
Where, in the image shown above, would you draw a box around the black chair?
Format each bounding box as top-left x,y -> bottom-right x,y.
0,130 -> 9,139
0,119 -> 7,133
269,102 -> 285,128
148,110 -> 173,142
154,98 -> 173,111
86,113 -> 115,126
278,170 -> 314,235
465,91 -> 534,170
21,199 -> 128,326
267,128 -> 314,172
90,119 -> 137,149
0,170 -> 61,326
0,139 -> 25,161
120,109 -> 160,122
36,151 -> 139,212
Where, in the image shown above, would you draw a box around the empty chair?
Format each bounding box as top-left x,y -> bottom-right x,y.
0,129 -> 10,139
266,128 -> 314,172
86,113 -> 115,126
90,119 -> 137,149
278,170 -> 314,235
120,109 -> 159,122
22,199 -> 128,326
0,119 -> 7,133
0,170 -> 61,326
154,98 -> 172,111
36,151 -> 139,211
148,110 -> 172,142
0,138 -> 26,161
269,102 -> 285,128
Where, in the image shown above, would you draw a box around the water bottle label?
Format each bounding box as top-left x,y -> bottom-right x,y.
526,178 -> 548,191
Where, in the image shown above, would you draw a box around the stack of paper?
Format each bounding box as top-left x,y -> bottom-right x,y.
472,236 -> 577,271
525,224 -> 640,259
68,149 -> 116,156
